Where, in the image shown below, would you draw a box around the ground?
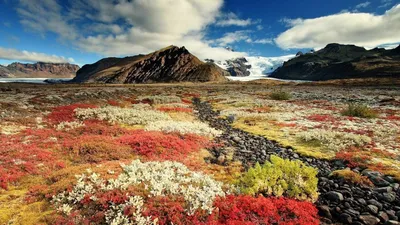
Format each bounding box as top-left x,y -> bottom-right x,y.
0,80 -> 399,225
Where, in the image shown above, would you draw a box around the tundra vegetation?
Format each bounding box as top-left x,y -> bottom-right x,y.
0,82 -> 399,224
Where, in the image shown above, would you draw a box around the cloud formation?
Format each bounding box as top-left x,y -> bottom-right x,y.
0,47 -> 75,63
215,12 -> 255,27
16,0 -> 251,61
275,4 -> 400,50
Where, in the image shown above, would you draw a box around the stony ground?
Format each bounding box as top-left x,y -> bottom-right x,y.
0,82 -> 399,225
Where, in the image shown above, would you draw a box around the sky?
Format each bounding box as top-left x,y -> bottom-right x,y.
0,0 -> 399,66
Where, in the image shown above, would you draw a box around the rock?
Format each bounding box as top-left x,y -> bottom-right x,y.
217,155 -> 225,164
370,177 -> 391,187
358,198 -> 367,205
378,212 -> 390,223
367,205 -> 379,215
385,220 -> 400,225
375,187 -> 393,193
340,213 -> 353,224
359,215 -> 380,225
382,193 -> 396,203
386,210 -> 397,220
325,191 -> 344,202
0,62 -> 79,78
367,199 -> 383,210
318,205 -> 332,219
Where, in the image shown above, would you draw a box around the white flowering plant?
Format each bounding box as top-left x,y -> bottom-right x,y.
52,160 -> 228,224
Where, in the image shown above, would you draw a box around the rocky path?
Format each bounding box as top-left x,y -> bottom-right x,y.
193,98 -> 400,225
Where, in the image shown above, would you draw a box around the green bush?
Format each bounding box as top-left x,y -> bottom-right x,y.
237,155 -> 318,202
270,90 -> 292,100
341,104 -> 377,118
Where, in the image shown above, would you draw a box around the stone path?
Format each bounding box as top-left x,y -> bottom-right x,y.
193,98 -> 400,225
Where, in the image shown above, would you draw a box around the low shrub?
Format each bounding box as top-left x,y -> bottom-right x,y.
341,104 -> 377,118
297,129 -> 371,152
157,106 -> 193,113
145,121 -> 222,137
47,103 -> 97,124
330,169 -> 373,187
237,155 -> 318,201
74,106 -> 171,125
118,131 -> 208,160
0,136 -> 63,189
137,95 -> 182,104
62,135 -> 132,163
270,90 -> 292,100
52,160 -> 227,224
211,195 -> 319,225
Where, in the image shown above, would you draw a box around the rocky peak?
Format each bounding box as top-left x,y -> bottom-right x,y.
73,46 -> 228,83
0,62 -> 80,78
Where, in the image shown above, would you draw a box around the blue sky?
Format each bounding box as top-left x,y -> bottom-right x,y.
0,0 -> 399,66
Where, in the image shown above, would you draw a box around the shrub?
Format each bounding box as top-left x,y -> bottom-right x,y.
47,103 -> 97,124
237,155 -> 318,201
137,95 -> 182,104
145,121 -> 223,137
157,106 -> 193,113
62,135 -> 132,163
297,129 -> 371,152
52,160 -> 227,224
341,104 -> 377,118
0,136 -> 63,189
270,90 -> 292,100
74,106 -> 171,125
118,131 -> 208,160
211,195 -> 319,225
330,169 -> 373,187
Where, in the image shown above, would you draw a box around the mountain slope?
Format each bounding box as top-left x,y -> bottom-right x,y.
0,62 -> 80,78
73,46 -> 229,83
270,43 -> 400,81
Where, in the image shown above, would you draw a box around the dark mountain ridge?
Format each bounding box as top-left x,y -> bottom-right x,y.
270,43 -> 400,81
73,46 -> 229,83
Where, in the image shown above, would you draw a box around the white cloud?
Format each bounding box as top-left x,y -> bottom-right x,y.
215,12 -> 254,27
17,0 -> 248,62
355,1 -> 371,9
17,0 -> 77,40
380,0 -> 393,8
0,47 -> 75,63
279,17 -> 304,27
275,4 -> 400,50
253,39 -> 273,44
215,30 -> 252,46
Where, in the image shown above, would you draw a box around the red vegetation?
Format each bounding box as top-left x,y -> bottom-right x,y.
118,131 -> 208,161
157,106 -> 193,113
143,196 -> 208,225
0,135 -> 64,189
210,195 -> 319,225
47,103 -> 97,124
307,114 -> 337,122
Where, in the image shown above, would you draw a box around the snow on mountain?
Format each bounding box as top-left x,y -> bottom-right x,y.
215,55 -> 295,81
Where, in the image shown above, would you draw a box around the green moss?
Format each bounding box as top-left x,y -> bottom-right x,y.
341,104 -> 377,118
232,118 -> 333,159
330,169 -> 373,187
237,155 -> 319,202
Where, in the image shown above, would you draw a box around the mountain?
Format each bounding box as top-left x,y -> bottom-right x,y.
0,62 -> 80,78
73,46 -> 229,83
270,43 -> 400,81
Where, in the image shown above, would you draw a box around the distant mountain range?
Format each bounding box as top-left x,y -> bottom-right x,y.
0,62 -> 80,78
271,43 -> 400,81
73,46 -> 229,83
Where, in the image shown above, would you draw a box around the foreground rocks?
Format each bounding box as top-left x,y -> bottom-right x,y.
193,98 -> 400,225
